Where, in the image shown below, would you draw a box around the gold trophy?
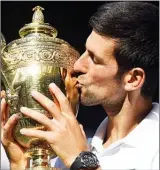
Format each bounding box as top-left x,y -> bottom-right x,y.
1,6 -> 79,170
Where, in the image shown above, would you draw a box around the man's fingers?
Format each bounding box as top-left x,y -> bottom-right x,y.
2,114 -> 19,139
49,83 -> 72,114
1,90 -> 6,98
20,107 -> 58,130
50,93 -> 61,111
31,91 -> 62,120
1,98 -> 9,127
20,129 -> 52,142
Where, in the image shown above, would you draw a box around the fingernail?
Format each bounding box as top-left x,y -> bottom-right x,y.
20,128 -> 27,134
11,114 -> 19,119
20,107 -> 27,112
1,98 -> 5,103
49,83 -> 56,88
31,91 -> 38,97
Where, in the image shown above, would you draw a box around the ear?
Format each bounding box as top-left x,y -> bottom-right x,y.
124,68 -> 145,92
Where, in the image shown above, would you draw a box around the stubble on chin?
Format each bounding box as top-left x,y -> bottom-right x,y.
80,88 -> 100,106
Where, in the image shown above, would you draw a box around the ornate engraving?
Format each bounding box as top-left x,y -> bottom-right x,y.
39,49 -> 53,61
2,37 -> 79,73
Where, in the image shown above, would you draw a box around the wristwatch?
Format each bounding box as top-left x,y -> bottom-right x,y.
70,151 -> 99,170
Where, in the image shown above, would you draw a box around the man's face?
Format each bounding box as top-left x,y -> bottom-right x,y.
74,31 -> 126,109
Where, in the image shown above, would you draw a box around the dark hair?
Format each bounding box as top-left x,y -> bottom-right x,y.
89,2 -> 159,100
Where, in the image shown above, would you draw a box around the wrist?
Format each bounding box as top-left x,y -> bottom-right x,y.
64,154 -> 81,168
65,148 -> 89,168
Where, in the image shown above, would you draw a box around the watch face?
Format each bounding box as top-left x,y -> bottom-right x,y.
81,152 -> 99,168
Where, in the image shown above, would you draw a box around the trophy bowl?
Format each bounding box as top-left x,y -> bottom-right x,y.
1,6 -> 79,170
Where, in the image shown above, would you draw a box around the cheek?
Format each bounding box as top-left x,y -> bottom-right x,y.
88,67 -> 115,85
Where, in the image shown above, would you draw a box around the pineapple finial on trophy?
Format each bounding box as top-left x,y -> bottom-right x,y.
32,6 -> 45,24
19,5 -> 58,38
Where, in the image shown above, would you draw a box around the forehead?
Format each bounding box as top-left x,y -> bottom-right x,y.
86,31 -> 116,59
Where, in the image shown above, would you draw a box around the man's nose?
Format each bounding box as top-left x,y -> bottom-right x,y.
73,53 -> 88,74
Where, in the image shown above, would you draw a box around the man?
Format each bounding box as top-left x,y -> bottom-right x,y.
1,1 -> 159,170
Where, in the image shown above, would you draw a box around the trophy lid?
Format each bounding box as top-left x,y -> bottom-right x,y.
1,6 -> 80,72
19,6 -> 57,38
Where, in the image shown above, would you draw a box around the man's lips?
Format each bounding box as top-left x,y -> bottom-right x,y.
75,83 -> 83,92
75,81 -> 83,87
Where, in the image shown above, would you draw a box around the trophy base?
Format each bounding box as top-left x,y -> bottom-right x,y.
26,146 -> 58,170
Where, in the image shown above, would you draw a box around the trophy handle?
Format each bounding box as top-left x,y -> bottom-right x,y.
1,32 -> 8,92
0,32 -> 6,50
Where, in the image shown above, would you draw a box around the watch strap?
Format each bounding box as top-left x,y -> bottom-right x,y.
70,158 -> 85,170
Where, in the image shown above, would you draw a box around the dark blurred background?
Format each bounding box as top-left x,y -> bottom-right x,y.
1,1 -> 159,137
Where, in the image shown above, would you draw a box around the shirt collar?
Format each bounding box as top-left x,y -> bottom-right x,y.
124,102 -> 159,148
90,117 -> 108,152
91,103 -> 159,151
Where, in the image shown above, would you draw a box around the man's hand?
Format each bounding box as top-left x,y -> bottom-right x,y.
19,83 -> 88,168
1,91 -> 28,170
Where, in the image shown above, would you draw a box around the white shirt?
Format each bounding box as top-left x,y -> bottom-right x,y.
1,103 -> 159,170
54,102 -> 159,170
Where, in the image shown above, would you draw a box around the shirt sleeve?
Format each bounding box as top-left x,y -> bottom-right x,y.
1,143 -> 10,170
51,156 -> 68,169
151,150 -> 159,170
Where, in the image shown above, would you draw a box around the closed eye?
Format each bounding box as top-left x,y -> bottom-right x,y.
88,51 -> 99,64
90,55 -> 98,64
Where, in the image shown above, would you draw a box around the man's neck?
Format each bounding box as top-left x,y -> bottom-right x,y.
103,94 -> 152,148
